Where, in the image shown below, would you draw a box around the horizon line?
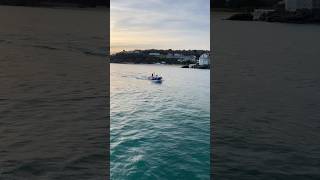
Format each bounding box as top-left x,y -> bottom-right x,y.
111,48 -> 210,54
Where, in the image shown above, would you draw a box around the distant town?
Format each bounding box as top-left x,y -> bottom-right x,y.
218,0 -> 320,24
110,49 -> 211,69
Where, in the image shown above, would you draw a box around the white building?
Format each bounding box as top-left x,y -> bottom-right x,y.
183,55 -> 197,62
166,53 -> 175,59
177,55 -> 197,62
174,53 -> 183,57
132,50 -> 141,54
149,52 -> 160,56
285,0 -> 320,11
198,53 -> 210,66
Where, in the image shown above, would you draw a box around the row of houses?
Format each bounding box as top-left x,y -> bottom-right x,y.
148,52 -> 210,65
120,50 -> 210,65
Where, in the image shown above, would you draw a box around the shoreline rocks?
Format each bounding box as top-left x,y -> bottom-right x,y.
181,64 -> 210,69
227,9 -> 320,24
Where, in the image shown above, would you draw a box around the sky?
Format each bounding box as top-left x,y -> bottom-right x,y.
111,0 -> 210,53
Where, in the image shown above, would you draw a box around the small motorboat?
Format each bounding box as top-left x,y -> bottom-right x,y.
148,75 -> 163,83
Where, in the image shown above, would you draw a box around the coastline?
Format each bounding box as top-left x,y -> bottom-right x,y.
110,49 -> 210,69
224,8 -> 320,24
110,62 -> 180,66
110,62 -> 210,69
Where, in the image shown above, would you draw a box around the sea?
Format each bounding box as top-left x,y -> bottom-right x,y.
213,12 -> 320,179
110,63 -> 210,179
0,6 -> 108,179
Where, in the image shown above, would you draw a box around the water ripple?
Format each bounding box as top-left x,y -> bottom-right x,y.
111,64 -> 210,179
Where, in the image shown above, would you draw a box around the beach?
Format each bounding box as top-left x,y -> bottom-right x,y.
212,12 -> 320,179
0,6 -> 108,179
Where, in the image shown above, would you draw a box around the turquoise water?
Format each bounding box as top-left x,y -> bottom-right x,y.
110,63 -> 210,180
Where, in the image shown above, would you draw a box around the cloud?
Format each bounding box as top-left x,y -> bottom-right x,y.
111,0 -> 209,53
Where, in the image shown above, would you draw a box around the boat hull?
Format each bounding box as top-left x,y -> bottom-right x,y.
148,76 -> 163,83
